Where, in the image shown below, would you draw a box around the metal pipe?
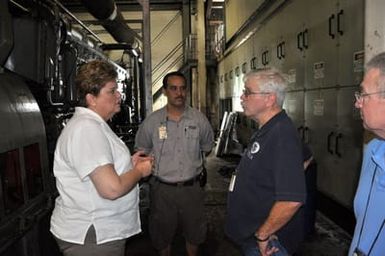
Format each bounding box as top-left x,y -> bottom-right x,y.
138,0 -> 152,116
52,0 -> 103,43
80,0 -> 141,49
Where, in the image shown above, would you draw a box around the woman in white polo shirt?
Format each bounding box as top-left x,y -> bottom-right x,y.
50,60 -> 153,256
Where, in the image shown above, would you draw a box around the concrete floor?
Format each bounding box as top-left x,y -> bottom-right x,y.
125,154 -> 352,256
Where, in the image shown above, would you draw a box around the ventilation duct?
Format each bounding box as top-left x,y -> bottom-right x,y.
80,0 -> 141,51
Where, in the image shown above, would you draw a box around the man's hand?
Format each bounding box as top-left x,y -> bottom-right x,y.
257,236 -> 279,256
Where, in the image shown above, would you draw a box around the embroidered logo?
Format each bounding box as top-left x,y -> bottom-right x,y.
247,141 -> 260,159
251,142 -> 260,154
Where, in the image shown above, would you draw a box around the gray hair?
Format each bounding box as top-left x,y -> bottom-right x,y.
243,67 -> 287,107
366,52 -> 385,95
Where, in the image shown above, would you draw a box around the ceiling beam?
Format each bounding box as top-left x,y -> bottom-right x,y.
83,19 -> 143,26
61,0 -> 183,13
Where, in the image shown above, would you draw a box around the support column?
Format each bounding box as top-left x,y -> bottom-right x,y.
195,0 -> 207,113
138,0 -> 152,115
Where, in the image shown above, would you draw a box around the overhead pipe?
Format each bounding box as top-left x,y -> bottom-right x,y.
80,0 -> 141,51
53,0 -> 103,43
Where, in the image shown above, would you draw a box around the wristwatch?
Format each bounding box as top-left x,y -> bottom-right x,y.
255,233 -> 270,242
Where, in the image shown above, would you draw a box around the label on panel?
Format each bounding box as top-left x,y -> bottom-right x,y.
313,62 -> 325,79
313,99 -> 324,116
286,99 -> 296,114
353,51 -> 364,73
287,69 -> 296,84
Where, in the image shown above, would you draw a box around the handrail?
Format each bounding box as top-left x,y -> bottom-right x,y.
152,53 -> 184,87
152,41 -> 183,74
151,11 -> 181,45
151,33 -> 197,96
152,53 -> 184,102
52,0 -> 103,43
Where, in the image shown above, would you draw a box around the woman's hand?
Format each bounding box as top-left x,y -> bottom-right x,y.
132,151 -> 153,178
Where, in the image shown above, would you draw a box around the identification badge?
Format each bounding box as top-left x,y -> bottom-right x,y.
229,173 -> 237,192
159,125 -> 167,140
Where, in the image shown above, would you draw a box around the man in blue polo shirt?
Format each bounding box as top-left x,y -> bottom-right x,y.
225,68 -> 306,256
348,52 -> 385,256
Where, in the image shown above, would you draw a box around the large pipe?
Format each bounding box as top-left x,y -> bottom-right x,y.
80,0 -> 141,50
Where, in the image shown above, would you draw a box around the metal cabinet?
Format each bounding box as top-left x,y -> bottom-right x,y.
305,89 -> 338,177
283,90 -> 305,130
337,0 -> 365,86
271,0 -> 310,90
304,0 -> 339,88
305,87 -> 362,208
278,0 -> 364,208
304,0 -> 364,89
332,87 -> 363,207
253,25 -> 273,69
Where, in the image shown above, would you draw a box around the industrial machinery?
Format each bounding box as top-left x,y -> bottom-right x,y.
0,0 -> 143,255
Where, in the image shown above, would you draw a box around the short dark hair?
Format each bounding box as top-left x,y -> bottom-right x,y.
75,60 -> 117,107
162,71 -> 186,89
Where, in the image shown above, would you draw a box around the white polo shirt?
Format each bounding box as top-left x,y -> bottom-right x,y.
50,107 -> 141,244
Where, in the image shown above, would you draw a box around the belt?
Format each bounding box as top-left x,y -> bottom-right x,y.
155,176 -> 198,187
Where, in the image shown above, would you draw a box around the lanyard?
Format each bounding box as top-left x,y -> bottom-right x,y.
155,118 -> 168,177
356,166 -> 384,255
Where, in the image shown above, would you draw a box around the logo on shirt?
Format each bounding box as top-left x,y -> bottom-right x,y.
251,142 -> 260,154
247,141 -> 260,159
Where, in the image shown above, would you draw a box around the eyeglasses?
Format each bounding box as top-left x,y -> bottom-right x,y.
354,90 -> 385,102
242,89 -> 271,97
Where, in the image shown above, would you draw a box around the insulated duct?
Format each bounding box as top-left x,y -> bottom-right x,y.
80,0 -> 141,50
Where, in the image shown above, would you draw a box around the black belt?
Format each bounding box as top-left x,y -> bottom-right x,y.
155,176 -> 198,187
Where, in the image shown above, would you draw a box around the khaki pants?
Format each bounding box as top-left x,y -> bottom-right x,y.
54,226 -> 126,256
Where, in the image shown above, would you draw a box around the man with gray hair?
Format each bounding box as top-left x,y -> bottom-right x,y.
349,52 -> 385,256
225,68 -> 306,256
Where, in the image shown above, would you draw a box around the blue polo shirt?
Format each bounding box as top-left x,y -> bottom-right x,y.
225,110 -> 306,254
349,139 -> 385,256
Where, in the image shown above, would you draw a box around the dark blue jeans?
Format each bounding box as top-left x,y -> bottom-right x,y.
241,237 -> 289,256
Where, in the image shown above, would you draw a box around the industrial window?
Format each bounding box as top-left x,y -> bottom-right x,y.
0,149 -> 24,215
24,143 -> 43,199
229,70 -> 233,79
220,75 -> 224,83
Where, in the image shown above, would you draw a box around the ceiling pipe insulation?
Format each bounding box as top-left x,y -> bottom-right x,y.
80,0 -> 142,51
